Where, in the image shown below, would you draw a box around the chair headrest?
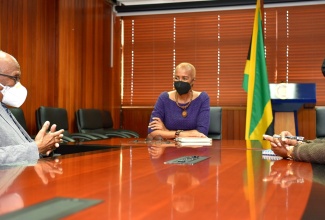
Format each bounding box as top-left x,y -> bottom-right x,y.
77,109 -> 103,129
37,106 -> 69,130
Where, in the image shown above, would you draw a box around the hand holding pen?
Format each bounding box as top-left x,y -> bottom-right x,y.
263,131 -> 302,158
263,131 -> 303,146
272,134 -> 304,141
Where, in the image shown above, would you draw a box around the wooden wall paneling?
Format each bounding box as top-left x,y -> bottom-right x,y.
235,107 -> 246,140
28,0 -> 58,134
1,0 -> 9,50
110,13 -> 122,129
221,107 -> 246,140
0,0 -> 3,45
0,0 -> 58,135
83,0 -> 95,108
102,3 -> 112,113
70,0 -> 83,131
26,0 -> 39,134
94,0 -> 105,109
74,0 -> 89,129
297,107 -> 316,140
222,108 -> 231,140
57,0 -> 114,133
122,107 -> 153,138
58,0 -> 74,131
221,109 -> 231,140
7,0 -> 16,52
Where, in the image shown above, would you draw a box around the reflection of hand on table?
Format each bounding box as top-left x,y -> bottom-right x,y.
34,158 -> 63,184
148,146 -> 166,159
167,171 -> 200,213
263,160 -> 311,188
147,138 -> 176,159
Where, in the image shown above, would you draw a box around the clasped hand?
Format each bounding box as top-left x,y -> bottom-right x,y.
148,117 -> 167,131
148,117 -> 206,137
34,121 -> 65,155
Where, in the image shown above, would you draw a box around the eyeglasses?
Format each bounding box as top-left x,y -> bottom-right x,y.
0,73 -> 20,83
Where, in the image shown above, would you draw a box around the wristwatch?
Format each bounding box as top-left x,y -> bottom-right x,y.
175,130 -> 183,138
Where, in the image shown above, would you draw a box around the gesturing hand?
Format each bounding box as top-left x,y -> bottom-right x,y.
34,121 -> 64,155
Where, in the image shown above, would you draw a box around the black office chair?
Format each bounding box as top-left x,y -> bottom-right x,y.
8,107 -> 37,139
36,106 -> 101,143
76,108 -> 130,138
9,107 -> 28,132
102,110 -> 140,138
208,107 -> 222,140
316,106 -> 325,138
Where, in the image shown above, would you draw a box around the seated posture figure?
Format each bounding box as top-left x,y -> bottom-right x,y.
148,62 -> 210,139
0,50 -> 64,164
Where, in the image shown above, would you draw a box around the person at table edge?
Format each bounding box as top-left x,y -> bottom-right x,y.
0,50 -> 64,164
148,62 -> 210,139
263,132 -> 325,164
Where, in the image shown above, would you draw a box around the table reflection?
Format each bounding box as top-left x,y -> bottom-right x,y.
262,160 -> 325,219
148,143 -> 211,214
0,165 -> 24,215
0,158 -> 63,216
263,160 -> 308,188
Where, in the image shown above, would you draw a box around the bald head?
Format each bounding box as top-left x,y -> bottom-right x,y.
0,51 -> 20,74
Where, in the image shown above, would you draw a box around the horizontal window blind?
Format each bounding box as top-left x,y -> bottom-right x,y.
121,4 -> 325,106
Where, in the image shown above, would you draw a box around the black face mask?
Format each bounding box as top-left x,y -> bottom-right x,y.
174,81 -> 192,95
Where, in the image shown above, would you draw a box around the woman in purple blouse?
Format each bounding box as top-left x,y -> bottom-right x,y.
148,62 -> 210,139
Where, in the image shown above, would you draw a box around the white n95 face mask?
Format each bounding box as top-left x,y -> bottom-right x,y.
0,82 -> 27,107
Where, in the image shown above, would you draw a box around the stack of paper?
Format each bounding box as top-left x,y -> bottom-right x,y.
262,149 -> 283,161
175,137 -> 212,146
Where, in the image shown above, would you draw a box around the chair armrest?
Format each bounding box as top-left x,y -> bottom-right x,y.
104,131 -> 131,138
69,133 -> 101,140
86,132 -> 109,139
62,136 -> 76,143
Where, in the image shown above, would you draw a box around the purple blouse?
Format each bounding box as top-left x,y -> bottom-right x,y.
148,91 -> 210,135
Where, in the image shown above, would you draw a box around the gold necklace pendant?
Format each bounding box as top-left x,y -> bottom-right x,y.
182,110 -> 187,117
175,91 -> 192,118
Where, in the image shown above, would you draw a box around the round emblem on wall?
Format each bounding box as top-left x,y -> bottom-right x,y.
276,83 -> 287,99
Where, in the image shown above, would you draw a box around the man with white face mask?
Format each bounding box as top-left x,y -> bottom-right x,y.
0,51 -> 64,164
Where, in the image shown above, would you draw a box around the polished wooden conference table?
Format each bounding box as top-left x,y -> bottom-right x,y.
1,138 -> 325,219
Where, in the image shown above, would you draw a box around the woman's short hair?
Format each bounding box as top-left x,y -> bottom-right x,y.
175,62 -> 196,78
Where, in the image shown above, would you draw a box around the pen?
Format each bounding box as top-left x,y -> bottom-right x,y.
270,134 -> 304,141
